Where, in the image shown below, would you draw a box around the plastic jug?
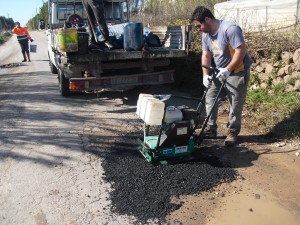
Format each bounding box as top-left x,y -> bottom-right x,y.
136,93 -> 153,116
144,99 -> 165,126
164,106 -> 183,123
139,96 -> 156,121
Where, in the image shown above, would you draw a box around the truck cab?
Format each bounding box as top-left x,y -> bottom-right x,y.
49,0 -> 127,26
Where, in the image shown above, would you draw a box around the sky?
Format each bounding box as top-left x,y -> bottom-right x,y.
0,0 -> 45,26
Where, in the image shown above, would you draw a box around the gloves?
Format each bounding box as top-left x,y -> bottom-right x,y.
203,75 -> 212,88
30,39 -> 34,42
216,68 -> 231,80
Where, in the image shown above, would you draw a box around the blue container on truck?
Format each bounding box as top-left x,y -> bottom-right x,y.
123,22 -> 143,51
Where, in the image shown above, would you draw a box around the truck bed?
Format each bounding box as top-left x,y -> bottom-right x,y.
64,47 -> 187,63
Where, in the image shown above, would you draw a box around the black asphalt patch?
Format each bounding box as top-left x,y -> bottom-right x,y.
98,131 -> 238,224
0,63 -> 24,69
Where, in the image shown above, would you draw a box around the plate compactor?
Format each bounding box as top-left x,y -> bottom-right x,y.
136,66 -> 226,164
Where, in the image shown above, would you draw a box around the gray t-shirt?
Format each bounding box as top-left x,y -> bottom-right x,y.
202,20 -> 252,73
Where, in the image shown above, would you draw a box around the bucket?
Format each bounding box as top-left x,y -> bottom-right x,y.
164,106 -> 183,123
123,22 -> 143,51
144,99 -> 165,126
57,28 -> 78,52
136,93 -> 153,116
29,44 -> 37,53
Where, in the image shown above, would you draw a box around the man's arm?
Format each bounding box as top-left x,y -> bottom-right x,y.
202,50 -> 213,75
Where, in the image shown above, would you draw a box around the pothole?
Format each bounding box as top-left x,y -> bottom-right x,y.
0,63 -> 24,69
89,131 -> 237,224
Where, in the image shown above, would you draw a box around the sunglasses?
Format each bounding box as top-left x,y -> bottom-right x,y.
193,22 -> 204,30
194,24 -> 201,29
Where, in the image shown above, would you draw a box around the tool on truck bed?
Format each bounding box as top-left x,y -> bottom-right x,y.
136,65 -> 226,164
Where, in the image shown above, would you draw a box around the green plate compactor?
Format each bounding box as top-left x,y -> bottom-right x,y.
136,65 -> 225,164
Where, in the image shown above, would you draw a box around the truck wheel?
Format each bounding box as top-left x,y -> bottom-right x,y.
50,60 -> 58,74
58,69 -> 70,97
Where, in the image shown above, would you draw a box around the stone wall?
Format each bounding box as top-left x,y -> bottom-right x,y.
252,48 -> 300,92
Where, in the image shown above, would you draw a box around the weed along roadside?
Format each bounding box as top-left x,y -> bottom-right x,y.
245,47 -> 300,138
0,32 -> 12,45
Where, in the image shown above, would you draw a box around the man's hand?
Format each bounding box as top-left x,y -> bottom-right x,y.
203,75 -> 212,88
216,68 -> 230,80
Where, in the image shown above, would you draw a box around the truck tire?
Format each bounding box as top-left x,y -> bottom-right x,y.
58,69 -> 70,97
50,60 -> 58,74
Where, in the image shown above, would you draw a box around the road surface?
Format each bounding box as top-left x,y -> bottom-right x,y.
0,31 -> 136,225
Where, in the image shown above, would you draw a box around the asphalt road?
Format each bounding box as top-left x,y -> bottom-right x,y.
0,31 -> 136,225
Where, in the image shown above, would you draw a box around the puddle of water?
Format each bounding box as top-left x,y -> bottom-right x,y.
206,182 -> 299,225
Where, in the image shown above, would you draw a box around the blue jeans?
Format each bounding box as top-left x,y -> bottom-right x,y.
205,69 -> 250,134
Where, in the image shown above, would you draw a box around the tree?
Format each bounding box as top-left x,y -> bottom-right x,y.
0,16 -> 14,31
26,1 -> 48,29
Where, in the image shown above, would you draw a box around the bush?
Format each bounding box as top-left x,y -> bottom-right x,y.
0,32 -> 12,45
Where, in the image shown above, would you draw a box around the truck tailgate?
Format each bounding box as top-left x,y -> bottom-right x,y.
69,70 -> 174,91
64,48 -> 186,63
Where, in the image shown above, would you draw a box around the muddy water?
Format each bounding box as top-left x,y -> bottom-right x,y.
168,179 -> 299,225
206,181 -> 299,225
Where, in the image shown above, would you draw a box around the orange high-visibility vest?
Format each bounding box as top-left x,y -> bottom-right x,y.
12,27 -> 31,41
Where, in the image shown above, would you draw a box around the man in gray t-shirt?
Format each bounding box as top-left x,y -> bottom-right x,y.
190,6 -> 252,146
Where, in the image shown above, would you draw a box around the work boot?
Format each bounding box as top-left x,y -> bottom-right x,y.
224,129 -> 238,147
203,126 -> 217,138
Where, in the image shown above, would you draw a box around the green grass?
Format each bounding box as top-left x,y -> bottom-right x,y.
246,88 -> 300,138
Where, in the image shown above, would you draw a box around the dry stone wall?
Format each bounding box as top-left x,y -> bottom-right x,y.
252,48 -> 300,92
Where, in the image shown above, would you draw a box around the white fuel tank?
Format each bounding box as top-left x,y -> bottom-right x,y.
164,106 -> 183,123
136,93 -> 153,116
143,98 -> 165,126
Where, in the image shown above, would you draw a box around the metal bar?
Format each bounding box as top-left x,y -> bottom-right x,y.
156,106 -> 167,150
145,124 -> 150,136
73,0 -> 75,15
190,87 -> 208,136
195,79 -> 226,145
82,0 -> 98,42
296,0 -> 300,25
68,59 -> 170,71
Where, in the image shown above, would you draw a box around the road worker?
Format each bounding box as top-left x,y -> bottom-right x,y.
12,22 -> 34,62
190,6 -> 252,146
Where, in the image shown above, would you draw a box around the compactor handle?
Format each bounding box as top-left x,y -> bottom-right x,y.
202,65 -> 220,77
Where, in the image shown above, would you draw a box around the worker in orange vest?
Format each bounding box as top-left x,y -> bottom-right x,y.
12,22 -> 34,62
